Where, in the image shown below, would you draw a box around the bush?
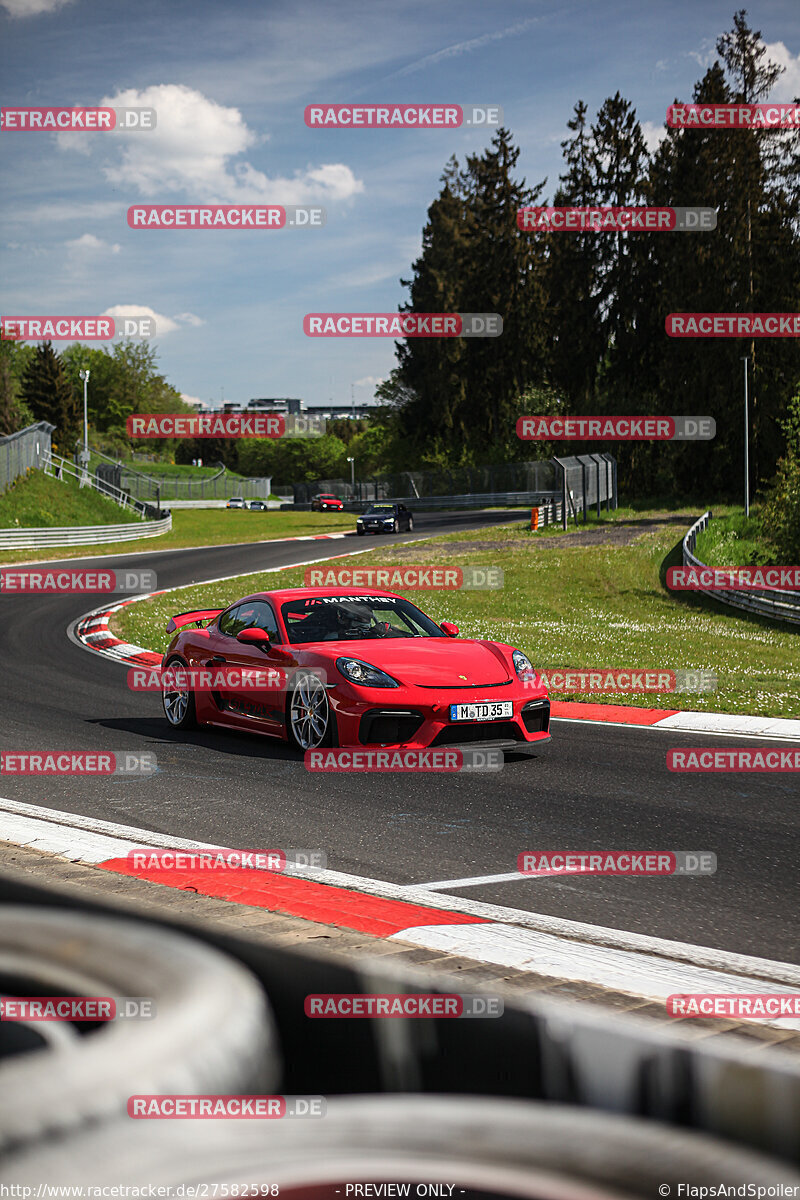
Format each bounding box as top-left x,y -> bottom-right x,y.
761,452 -> 800,561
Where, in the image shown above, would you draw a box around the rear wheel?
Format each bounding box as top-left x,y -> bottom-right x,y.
286,671 -> 337,751
407,516 -> 414,531
161,656 -> 197,730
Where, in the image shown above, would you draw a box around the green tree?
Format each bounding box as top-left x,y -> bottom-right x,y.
0,339 -> 34,436
20,342 -> 79,446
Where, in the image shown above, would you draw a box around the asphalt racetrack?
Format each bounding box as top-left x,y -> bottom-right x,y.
1,509 -> 797,962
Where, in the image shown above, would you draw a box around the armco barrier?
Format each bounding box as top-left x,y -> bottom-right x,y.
683,511 -> 800,627
0,514 -> 172,551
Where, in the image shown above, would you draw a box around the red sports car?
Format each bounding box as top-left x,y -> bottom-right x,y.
160,587 -> 551,754
310,493 -> 344,511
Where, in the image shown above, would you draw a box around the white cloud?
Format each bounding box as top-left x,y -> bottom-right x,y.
66,232 -> 121,256
59,83 -> 363,204
102,305 -> 204,337
354,376 -> 384,388
764,41 -> 800,101
393,17 -> 540,78
0,0 -> 73,15
641,121 -> 667,154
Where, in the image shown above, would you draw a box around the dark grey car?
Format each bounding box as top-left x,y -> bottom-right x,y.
356,503 -> 414,536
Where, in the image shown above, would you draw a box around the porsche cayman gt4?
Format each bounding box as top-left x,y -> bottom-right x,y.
161,587 -> 551,754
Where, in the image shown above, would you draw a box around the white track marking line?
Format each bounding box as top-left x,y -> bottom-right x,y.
0,796 -> 797,989
407,871 -> 528,889
389,924 -> 800,1031
550,716 -> 800,741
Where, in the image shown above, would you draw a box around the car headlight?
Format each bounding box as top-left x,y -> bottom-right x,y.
356,517 -> 363,523
512,650 -> 537,682
383,517 -> 394,524
336,657 -> 399,688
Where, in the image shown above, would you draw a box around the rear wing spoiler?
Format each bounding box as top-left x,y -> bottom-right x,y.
166,608 -> 224,634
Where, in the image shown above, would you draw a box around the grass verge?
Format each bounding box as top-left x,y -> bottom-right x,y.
0,506 -> 354,564
110,508 -> 800,719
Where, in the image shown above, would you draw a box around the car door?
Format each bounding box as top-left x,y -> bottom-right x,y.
212,600 -> 285,731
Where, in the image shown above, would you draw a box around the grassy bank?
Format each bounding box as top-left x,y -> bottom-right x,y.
0,471 -> 143,529
110,509 -> 800,718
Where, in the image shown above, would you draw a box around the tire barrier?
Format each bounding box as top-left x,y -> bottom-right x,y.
0,907 -> 281,1157
1,869 -> 799,1176
4,1096 -> 799,1190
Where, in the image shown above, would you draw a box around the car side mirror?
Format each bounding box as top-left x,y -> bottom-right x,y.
236,627 -> 273,645
440,621 -> 459,638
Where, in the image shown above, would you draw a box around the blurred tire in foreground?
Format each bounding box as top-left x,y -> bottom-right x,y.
3,1096 -> 798,1191
0,907 -> 280,1156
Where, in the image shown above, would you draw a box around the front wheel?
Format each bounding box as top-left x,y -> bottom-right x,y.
357,528 -> 365,536
162,657 -> 197,730
286,671 -> 337,751
393,519 -> 399,533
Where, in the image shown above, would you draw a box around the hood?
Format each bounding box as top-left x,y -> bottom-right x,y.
334,638 -> 512,687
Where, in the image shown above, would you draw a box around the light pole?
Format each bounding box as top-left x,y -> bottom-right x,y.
742,356 -> 750,518
79,368 -> 90,486
346,455 -> 355,497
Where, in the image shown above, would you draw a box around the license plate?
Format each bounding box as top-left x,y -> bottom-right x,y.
449,701 -> 513,722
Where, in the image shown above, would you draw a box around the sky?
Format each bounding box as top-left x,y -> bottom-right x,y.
2,0 -> 800,410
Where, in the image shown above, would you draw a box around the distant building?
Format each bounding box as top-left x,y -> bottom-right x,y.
305,403 -> 377,420
220,397 -> 305,416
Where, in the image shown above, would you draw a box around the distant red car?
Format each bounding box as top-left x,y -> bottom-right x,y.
161,587 -> 551,754
310,493 -> 344,511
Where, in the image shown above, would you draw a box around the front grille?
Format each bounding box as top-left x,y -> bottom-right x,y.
359,709 -> 424,745
522,700 -> 550,734
432,721 -> 522,746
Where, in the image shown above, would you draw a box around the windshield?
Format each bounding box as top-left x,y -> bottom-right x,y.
365,505 -> 395,515
280,595 -> 445,644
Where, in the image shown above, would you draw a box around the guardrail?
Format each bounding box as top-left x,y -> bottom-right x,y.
43,451 -> 143,517
0,514 -> 172,551
683,511 -> 800,626
284,491 -> 565,514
